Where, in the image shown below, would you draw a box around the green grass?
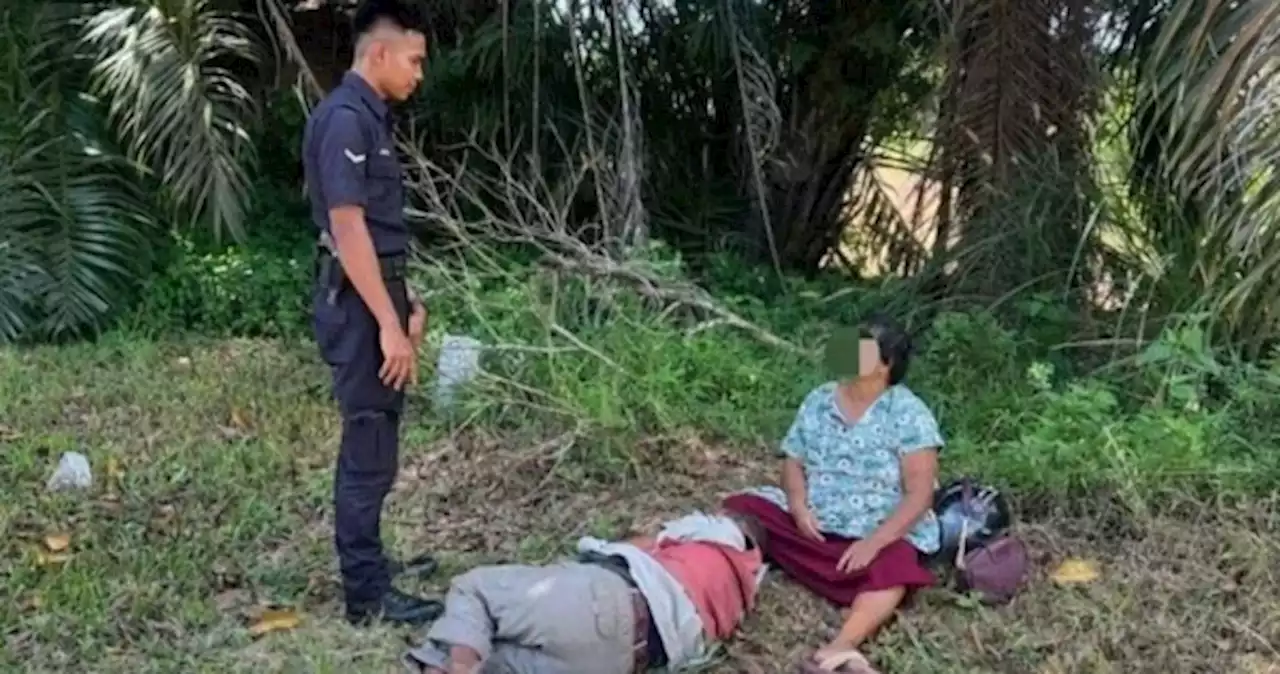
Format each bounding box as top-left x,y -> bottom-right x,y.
8,239 -> 1280,672
2,333 -> 1280,673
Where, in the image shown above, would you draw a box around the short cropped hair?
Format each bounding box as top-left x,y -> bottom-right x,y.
863,313 -> 913,385
353,0 -> 425,37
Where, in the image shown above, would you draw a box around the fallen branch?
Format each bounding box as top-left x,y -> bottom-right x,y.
402,136 -> 806,357
539,251 -> 805,355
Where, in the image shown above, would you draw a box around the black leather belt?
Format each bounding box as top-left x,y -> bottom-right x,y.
579,552 -> 669,670
315,250 -> 408,286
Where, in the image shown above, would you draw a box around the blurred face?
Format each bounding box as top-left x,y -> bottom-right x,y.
857,337 -> 882,378
369,29 -> 426,102
823,326 -> 888,382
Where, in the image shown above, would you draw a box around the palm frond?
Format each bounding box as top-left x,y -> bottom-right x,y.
80,0 -> 263,240
935,0 -> 1096,213
1131,0 -> 1280,204
1126,0 -> 1280,349
23,153 -> 157,339
0,161 -> 49,341
0,4 -> 159,342
841,156 -> 934,278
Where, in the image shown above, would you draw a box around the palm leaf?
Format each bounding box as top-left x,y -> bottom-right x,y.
0,4 -> 159,342
0,163 -> 48,341
22,154 -> 156,339
1126,0 -> 1280,349
80,0 -> 263,241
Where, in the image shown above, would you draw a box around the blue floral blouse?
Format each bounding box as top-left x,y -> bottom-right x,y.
749,382 -> 944,553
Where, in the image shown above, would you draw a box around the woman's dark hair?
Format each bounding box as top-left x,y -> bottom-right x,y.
863,313 -> 913,385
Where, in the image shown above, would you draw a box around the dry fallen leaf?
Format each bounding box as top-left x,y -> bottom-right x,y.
248,608 -> 301,636
229,407 -> 249,429
43,533 -> 71,553
1050,557 -> 1100,585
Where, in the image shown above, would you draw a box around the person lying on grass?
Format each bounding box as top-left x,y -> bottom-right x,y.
403,511 -> 768,674
723,315 -> 943,674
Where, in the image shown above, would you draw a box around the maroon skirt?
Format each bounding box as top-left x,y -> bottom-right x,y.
722,493 -> 935,606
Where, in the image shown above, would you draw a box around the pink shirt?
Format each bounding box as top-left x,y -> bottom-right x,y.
649,540 -> 764,641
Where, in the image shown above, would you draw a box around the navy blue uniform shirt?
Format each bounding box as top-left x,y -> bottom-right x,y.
302,71 -> 409,256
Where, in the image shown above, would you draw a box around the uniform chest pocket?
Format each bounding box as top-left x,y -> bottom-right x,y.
365,150 -> 402,215
367,150 -> 399,180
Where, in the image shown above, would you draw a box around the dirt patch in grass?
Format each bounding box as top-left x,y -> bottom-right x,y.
1,339 -> 1278,673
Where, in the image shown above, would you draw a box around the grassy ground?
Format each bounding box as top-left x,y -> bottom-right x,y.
3,337 -> 1280,674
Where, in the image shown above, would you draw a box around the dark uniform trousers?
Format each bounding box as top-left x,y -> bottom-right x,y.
312,273 -> 411,607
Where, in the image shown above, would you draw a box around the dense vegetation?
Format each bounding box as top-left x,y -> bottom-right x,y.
3,0 -> 1278,493
3,0 -> 1280,345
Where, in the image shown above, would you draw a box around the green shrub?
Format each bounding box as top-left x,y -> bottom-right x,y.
124,185 -> 313,338
127,234 -> 309,339
117,225 -> 1280,503
407,253 -> 1280,501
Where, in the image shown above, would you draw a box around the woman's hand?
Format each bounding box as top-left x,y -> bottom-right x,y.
837,538 -> 883,574
790,502 -> 826,542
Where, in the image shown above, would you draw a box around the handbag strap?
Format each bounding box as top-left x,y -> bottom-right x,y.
953,477 -> 975,570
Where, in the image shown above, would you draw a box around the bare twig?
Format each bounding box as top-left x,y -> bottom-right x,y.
402,133 -> 804,357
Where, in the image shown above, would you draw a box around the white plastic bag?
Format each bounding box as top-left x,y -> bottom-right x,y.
433,334 -> 483,410
47,451 -> 93,491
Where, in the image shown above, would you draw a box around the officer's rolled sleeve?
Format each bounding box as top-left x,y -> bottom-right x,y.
317,107 -> 369,210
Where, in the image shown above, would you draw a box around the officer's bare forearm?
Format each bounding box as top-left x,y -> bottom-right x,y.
329,207 -> 401,330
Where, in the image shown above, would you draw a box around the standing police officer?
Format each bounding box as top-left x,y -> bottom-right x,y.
302,0 -> 442,626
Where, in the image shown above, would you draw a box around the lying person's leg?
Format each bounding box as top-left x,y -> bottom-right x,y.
403,562 -> 639,674
403,566 -> 508,673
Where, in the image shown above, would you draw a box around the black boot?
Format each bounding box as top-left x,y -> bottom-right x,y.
346,588 -> 444,627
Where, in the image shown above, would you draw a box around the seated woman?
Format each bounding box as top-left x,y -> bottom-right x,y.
723,315 -> 942,674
